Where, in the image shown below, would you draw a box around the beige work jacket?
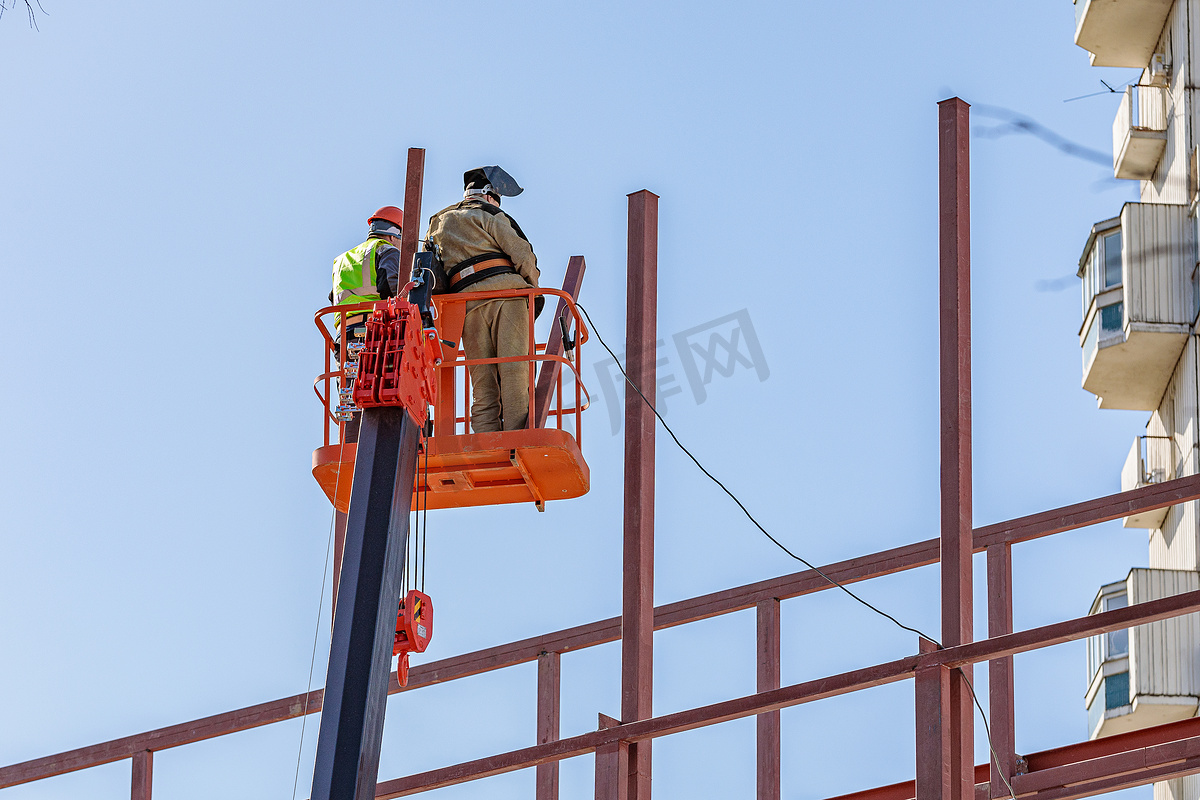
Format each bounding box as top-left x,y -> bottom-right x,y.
425,198 -> 540,292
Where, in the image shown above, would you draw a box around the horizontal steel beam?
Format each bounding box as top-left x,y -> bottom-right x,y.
823,765 -> 990,800
6,473 -> 1200,790
0,690 -> 325,788
827,718 -> 1200,800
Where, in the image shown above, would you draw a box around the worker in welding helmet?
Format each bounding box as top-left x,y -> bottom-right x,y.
425,166 -> 541,432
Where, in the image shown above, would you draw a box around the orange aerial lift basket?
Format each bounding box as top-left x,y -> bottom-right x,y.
311,287 -> 590,512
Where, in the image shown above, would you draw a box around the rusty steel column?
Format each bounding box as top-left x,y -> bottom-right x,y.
536,652 -> 562,800
938,96 -> 974,800
915,638 -> 952,800
131,751 -> 152,800
987,543 -> 1016,798
622,189 -> 658,800
595,714 -> 629,800
756,599 -> 781,800
533,255 -> 587,428
311,409 -> 421,800
398,148 -> 425,278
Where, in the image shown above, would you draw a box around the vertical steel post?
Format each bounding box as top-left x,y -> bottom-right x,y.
595,714 -> 629,800
622,190 -> 658,800
131,751 -> 152,800
537,652 -> 562,800
533,255 -> 587,428
310,408 -> 420,800
915,638 -> 953,800
938,96 -> 974,800
987,543 -> 1016,798
756,599 -> 781,800
398,148 -> 425,280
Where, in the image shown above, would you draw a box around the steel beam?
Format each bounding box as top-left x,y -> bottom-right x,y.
915,639 -> 952,800
1027,714 -> 1200,770
938,96 -> 973,800
986,544 -> 1015,799
131,751 -> 151,800
536,652 -> 561,800
623,190 -> 658,800
534,256 -> 587,428
311,408 -> 420,800
756,599 -> 781,800
825,717 -> 1200,800
398,148 -> 425,280
595,714 -> 628,800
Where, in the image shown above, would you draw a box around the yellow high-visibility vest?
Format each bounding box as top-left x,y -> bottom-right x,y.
331,238 -> 390,325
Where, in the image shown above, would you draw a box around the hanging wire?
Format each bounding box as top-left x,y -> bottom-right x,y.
291,431 -> 345,800
577,304 -> 936,642
401,450 -> 412,594
961,671 -> 1019,800
420,431 -> 430,593
577,303 -> 1019,800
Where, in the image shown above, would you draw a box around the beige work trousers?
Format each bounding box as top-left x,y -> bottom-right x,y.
463,298 -> 531,432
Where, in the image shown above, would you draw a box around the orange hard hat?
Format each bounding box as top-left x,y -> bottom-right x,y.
368,206 -> 403,229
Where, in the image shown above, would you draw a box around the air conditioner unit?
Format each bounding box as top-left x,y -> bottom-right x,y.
1150,53 -> 1172,86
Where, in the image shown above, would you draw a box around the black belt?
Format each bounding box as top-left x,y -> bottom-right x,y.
446,253 -> 517,292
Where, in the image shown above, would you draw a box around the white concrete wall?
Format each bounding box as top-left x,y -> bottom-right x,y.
1141,0 -> 1191,204
1148,337 -> 1198,569
1122,202 -> 1193,324
1129,568 -> 1200,697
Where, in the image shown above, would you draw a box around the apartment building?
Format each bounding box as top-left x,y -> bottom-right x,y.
1073,1 -> 1200,787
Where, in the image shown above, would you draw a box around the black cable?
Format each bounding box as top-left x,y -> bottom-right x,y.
577,303 -> 937,644
421,433 -> 430,594
292,450 -> 343,800
961,670 -> 1018,800
578,303 -> 1019,798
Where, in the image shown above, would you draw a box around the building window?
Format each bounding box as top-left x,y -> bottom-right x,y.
1087,584 -> 1130,680
1100,301 -> 1124,334
1082,223 -> 1123,314
1103,231 -> 1123,289
1105,669 -> 1131,708
1105,592 -> 1129,657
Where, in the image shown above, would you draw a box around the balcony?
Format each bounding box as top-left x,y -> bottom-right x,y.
1074,0 -> 1173,68
1120,435 -> 1174,528
1112,85 -> 1168,180
1078,202 -> 1193,410
1085,569 -> 1200,739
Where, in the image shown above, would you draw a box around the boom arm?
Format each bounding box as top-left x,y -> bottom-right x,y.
310,294 -> 441,800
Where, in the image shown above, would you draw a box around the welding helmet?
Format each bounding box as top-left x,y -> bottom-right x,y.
463,166 -> 523,203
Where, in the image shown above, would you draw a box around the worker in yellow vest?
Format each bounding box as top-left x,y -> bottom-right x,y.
331,205 -> 405,344
330,206 -> 404,442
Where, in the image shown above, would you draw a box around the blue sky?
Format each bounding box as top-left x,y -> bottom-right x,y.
0,2 -> 1158,798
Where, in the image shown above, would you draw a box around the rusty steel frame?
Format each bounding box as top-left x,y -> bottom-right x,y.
10,101 -> 1200,800
5,473 -> 1200,796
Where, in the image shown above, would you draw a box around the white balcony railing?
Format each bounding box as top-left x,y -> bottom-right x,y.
1113,85 -> 1168,180
1085,569 -> 1200,740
